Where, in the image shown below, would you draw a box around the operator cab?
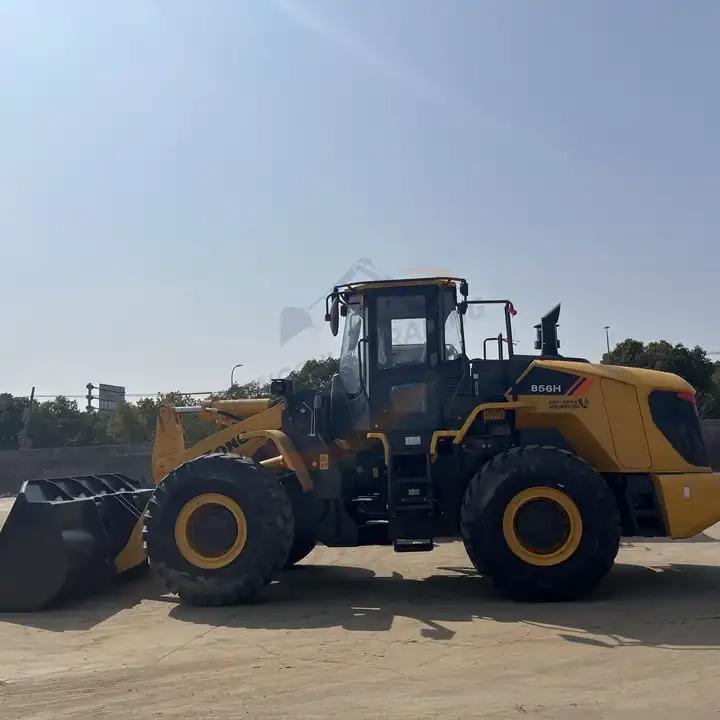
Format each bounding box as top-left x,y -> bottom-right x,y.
328,279 -> 460,437
326,277 -> 554,441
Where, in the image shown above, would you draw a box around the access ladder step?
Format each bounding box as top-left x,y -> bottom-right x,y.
394,539 -> 434,553
394,502 -> 434,511
391,476 -> 433,508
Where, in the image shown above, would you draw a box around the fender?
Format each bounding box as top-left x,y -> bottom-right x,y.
152,402 -> 313,491
429,401 -> 528,460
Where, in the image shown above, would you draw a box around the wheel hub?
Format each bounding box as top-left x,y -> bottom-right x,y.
502,487 -> 583,567
186,505 -> 238,558
513,498 -> 570,555
174,493 -> 248,570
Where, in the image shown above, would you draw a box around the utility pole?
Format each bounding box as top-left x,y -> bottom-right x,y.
20,386 -> 35,450
604,326 -> 611,355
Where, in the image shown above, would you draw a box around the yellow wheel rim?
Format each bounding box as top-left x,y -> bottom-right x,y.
502,487 -> 582,567
174,493 -> 247,570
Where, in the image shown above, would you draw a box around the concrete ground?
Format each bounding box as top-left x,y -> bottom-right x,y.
1,496 -> 720,719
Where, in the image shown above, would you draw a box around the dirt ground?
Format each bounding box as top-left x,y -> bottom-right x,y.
1,497 -> 720,719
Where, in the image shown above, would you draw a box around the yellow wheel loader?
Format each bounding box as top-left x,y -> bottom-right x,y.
2,276 -> 720,609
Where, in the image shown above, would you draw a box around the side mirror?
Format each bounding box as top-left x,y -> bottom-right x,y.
329,295 -> 340,337
458,300 -> 468,316
459,280 -> 468,297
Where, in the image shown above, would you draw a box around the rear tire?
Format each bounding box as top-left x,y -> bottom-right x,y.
144,453 -> 294,606
463,540 -> 486,575
461,445 -> 619,601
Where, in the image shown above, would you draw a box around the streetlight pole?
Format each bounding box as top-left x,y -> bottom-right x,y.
604,326 -> 611,355
230,363 -> 244,388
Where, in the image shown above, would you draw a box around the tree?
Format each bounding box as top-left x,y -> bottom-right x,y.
0,356 -> 341,450
603,340 -> 720,418
0,394 -> 28,450
107,400 -> 153,444
292,357 -> 340,392
109,393 -> 219,446
705,365 -> 720,419
214,358 -> 338,398
219,380 -> 271,400
25,396 -> 112,448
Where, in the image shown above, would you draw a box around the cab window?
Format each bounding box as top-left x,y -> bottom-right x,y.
377,294 -> 427,369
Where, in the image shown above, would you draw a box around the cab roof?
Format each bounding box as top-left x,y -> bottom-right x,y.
336,276 -> 466,293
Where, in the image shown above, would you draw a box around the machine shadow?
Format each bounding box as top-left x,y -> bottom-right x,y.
5,559 -> 720,645
0,571 -> 170,632
169,561 -> 720,648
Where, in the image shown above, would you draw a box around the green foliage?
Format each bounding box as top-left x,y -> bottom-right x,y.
106,392 -> 217,447
218,380 -> 271,400
106,400 -> 153,444
706,366 -> 720,419
603,340 -> 720,418
0,394 -> 28,450
0,357 -> 340,450
22,396 -> 111,449
292,357 -> 340,392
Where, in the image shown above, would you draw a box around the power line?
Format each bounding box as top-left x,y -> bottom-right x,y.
127,391 -> 224,398
15,390 -> 225,400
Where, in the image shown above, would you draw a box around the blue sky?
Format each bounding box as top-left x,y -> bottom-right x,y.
1,1 -> 718,398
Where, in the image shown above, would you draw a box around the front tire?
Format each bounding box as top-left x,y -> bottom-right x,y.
283,532 -> 317,568
144,453 -> 294,606
461,445 -> 620,601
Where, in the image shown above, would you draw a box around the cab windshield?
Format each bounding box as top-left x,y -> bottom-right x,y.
442,288 -> 463,360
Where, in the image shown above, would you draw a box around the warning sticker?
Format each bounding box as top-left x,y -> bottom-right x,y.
548,398 -> 589,410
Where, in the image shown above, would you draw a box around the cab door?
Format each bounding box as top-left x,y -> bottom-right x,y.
366,285 -> 442,433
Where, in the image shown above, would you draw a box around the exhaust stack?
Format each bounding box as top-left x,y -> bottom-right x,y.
534,304 -> 561,357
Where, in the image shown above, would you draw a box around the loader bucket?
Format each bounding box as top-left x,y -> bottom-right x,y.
0,474 -> 153,611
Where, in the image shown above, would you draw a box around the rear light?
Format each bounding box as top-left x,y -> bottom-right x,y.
649,390 -> 708,467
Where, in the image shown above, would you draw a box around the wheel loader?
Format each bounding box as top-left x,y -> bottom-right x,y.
2,276 -> 719,610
